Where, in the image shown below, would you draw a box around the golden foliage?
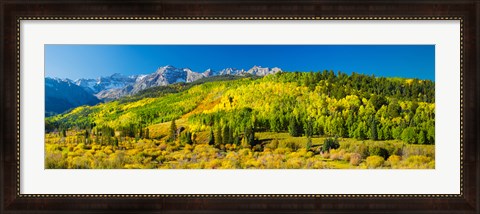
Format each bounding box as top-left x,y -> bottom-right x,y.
45,130 -> 434,169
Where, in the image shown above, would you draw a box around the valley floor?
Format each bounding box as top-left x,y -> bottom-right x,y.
45,131 -> 434,169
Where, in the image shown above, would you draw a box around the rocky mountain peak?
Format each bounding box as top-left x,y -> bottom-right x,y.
49,65 -> 283,103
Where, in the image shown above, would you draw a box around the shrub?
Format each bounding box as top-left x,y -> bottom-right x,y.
156,155 -> 166,163
279,141 -> 297,150
349,153 -> 362,166
329,149 -> 345,161
404,155 -> 434,169
368,146 -> 389,160
341,141 -> 352,151
74,143 -> 87,151
159,143 -> 167,151
184,144 -> 193,151
240,137 -> 251,149
321,152 -> 330,159
274,147 -> 290,155
330,152 -> 340,161
252,144 -> 262,152
322,137 -> 340,152
285,158 -> 304,169
387,155 -> 401,166
366,155 -> 384,168
348,142 -> 369,158
306,137 -> 312,151
266,139 -> 279,150
401,145 -> 435,159
45,152 -> 68,168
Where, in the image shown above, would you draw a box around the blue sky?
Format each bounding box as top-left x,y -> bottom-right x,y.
45,45 -> 435,80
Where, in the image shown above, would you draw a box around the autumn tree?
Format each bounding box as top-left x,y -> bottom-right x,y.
418,130 -> 426,145
401,127 -> 417,144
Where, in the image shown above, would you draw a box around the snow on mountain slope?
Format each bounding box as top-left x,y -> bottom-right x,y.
49,65 -> 283,103
74,73 -> 138,94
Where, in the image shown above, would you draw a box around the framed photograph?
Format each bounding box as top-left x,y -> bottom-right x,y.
1,0 -> 478,213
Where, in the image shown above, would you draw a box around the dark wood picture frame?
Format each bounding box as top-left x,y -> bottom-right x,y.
1,0 -> 478,213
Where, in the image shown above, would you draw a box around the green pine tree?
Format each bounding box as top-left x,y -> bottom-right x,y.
370,117 -> 378,140
208,128 -> 215,145
169,119 -> 177,141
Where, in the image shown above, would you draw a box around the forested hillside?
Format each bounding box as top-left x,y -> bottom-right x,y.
45,71 -> 435,169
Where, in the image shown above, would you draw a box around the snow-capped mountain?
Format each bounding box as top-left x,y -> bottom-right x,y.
202,66 -> 281,77
95,65 -> 282,100
73,73 -> 139,94
203,68 -> 245,76
46,65 -> 282,113
247,65 -> 282,76
129,65 -> 204,95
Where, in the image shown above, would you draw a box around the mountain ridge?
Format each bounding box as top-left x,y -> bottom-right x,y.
46,65 -> 282,115
64,65 -> 281,100
45,77 -> 101,116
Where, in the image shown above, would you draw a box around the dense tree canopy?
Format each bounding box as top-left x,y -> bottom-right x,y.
46,71 -> 435,146
189,71 -> 435,145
